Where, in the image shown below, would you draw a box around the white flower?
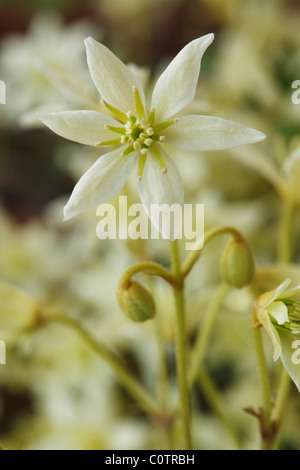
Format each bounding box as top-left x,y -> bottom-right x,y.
38,35 -> 266,239
231,141 -> 300,205
0,12 -> 99,125
253,278 -> 300,390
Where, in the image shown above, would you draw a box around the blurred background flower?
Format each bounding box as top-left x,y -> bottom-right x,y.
0,0 -> 300,450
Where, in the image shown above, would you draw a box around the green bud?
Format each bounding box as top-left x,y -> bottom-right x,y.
117,280 -> 156,322
220,236 -> 255,288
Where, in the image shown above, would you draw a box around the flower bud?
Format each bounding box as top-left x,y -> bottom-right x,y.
117,280 -> 156,322
220,236 -> 255,288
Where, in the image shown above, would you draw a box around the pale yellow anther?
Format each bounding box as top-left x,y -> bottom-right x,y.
133,141 -> 141,150
144,138 -> 153,147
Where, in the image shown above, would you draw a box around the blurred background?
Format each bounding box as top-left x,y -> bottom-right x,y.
0,0 -> 300,450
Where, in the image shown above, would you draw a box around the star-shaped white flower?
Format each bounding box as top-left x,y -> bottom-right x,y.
253,278 -> 300,390
38,35 -> 266,238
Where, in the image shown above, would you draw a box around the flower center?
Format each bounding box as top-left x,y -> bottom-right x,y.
97,86 -> 177,181
123,113 -> 155,151
287,301 -> 300,335
270,299 -> 300,335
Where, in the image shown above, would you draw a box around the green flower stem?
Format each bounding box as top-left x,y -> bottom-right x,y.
189,282 -> 230,387
251,312 -> 272,433
154,307 -> 169,414
170,239 -> 193,450
274,196 -> 294,447
188,282 -> 241,448
119,261 -> 175,287
270,369 -> 291,449
278,197 -> 295,263
42,312 -> 161,417
181,226 -> 243,278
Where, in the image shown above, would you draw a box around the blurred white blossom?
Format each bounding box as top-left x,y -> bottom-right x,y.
253,278 -> 300,390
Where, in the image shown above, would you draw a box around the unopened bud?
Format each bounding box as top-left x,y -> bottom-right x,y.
220,236 -> 255,288
117,280 -> 156,322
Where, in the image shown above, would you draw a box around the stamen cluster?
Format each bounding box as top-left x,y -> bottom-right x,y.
286,300 -> 300,335
97,86 -> 177,180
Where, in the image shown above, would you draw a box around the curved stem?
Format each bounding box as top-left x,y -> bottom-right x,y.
170,240 -> 192,450
273,196 -> 294,447
119,261 -> 175,287
42,312 -> 161,417
270,368 -> 291,450
273,368 -> 291,424
189,282 -> 230,387
181,226 -> 243,278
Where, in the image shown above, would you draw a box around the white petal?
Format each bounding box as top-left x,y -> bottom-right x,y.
262,310 -> 282,361
278,284 -> 300,302
151,34 -> 214,121
267,301 -> 289,325
270,278 -> 292,303
256,279 -> 291,313
230,146 -> 286,196
164,115 -> 266,151
85,37 -> 145,115
280,331 -> 300,391
64,147 -> 138,220
137,149 -> 184,240
37,110 -> 118,145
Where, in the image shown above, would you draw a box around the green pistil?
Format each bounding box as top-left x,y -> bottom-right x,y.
104,125 -> 127,135
101,99 -> 128,123
132,126 -> 143,140
155,118 -> 178,133
137,152 -> 147,181
96,138 -> 122,147
148,108 -> 155,125
133,86 -> 145,118
151,145 -> 167,174
120,144 -> 135,158
127,113 -> 137,124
